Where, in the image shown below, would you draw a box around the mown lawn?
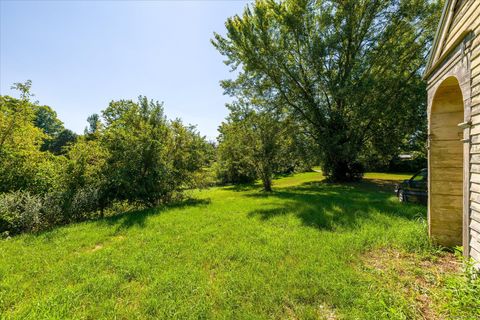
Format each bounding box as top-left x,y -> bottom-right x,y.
0,172 -> 476,319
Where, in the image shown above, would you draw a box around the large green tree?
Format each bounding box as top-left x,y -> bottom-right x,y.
213,0 -> 442,181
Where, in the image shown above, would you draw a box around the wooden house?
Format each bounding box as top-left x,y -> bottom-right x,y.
424,0 -> 480,262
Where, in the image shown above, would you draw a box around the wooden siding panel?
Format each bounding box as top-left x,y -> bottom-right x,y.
430,155 -> 464,168
469,236 -> 480,253
470,191 -> 480,202
470,113 -> 480,125
471,144 -> 480,154
471,218 -> 480,233
431,181 -> 463,196
471,164 -> 480,173
470,173 -> 480,184
470,154 -> 480,164
470,247 -> 480,263
471,82 -> 480,103
431,168 -> 463,181
471,228 -> 480,245
442,2 -> 480,52
471,200 -> 480,212
430,140 -> 463,155
470,182 -> 480,193
472,208 -> 480,223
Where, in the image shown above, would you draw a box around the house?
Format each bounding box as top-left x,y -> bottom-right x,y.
424,0 -> 480,262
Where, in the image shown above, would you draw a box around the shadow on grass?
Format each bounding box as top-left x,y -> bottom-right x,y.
246,179 -> 425,231
223,183 -> 259,192
102,198 -> 212,232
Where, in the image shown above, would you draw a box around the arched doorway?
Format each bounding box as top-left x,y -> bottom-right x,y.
429,76 -> 464,246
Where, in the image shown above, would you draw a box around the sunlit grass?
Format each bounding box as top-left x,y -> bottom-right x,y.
0,172 -> 472,319
364,172 -> 414,181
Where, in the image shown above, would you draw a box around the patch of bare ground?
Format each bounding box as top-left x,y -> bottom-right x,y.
317,303 -> 337,320
281,302 -> 338,320
360,248 -> 461,320
90,244 -> 103,252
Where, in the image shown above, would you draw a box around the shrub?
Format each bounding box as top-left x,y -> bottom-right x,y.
0,191 -> 44,235
441,249 -> 480,317
0,188 -> 112,235
101,97 -> 210,206
1,89 -> 211,235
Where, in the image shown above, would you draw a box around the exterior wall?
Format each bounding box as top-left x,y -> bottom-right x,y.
426,0 -> 480,262
429,78 -> 464,246
467,2 -> 480,262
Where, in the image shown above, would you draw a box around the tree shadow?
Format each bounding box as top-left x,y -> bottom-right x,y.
223,183 -> 259,192
23,197 -> 211,240
246,179 -> 424,231
101,198 -> 212,232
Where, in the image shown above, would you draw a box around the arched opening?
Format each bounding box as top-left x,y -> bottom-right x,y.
429,76 -> 464,246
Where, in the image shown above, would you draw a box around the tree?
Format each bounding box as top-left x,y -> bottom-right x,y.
218,102 -> 309,191
213,0 -> 442,181
216,120 -> 258,185
84,113 -> 103,138
33,105 -> 64,137
62,137 -> 109,219
45,129 -> 78,155
0,82 -> 63,194
101,96 -> 210,206
0,81 -> 35,150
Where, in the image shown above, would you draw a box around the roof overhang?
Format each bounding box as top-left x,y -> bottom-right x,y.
423,0 -> 457,80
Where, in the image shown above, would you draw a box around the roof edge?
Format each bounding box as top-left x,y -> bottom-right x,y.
423,0 -> 456,79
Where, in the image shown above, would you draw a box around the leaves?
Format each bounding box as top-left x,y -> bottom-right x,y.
213,0 -> 442,181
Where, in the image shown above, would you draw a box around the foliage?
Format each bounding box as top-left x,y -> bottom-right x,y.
1,172 -> 474,318
0,191 -> 44,235
33,105 -> 64,136
0,84 -> 64,194
60,137 -> 109,220
213,0 -> 442,181
216,120 -> 258,184
101,96 -> 210,206
0,82 -> 210,234
44,128 -> 78,155
439,248 -> 480,318
33,104 -> 78,154
217,102 -> 315,191
84,113 -> 103,138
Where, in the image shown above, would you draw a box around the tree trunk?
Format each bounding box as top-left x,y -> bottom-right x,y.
262,176 -> 272,192
322,148 -> 364,182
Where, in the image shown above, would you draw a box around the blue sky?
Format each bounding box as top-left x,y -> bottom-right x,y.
0,0 -> 251,140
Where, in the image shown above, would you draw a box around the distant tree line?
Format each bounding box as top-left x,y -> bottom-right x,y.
0,81 -> 213,235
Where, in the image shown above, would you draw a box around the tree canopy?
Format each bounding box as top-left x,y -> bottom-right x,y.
213,0 -> 442,181
0,82 -> 213,234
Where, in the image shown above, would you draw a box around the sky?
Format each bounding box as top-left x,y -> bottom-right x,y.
0,0 -> 251,140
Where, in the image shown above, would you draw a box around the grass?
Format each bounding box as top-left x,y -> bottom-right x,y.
363,172 -> 413,181
0,172 -> 476,319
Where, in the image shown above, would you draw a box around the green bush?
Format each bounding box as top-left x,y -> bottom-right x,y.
1,85 -> 212,235
100,97 -> 210,206
0,191 -> 44,235
0,187 -> 117,235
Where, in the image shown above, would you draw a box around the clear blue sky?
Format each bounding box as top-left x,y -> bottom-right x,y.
0,0 -> 251,140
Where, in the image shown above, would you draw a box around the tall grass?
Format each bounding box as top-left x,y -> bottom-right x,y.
0,172 -> 475,319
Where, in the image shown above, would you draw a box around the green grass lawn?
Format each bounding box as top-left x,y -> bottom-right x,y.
0,172 -> 475,319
